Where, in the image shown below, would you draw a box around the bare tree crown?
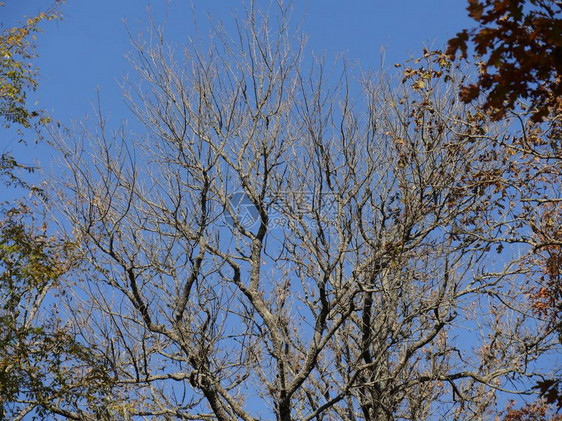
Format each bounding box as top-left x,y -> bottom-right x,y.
47,2 -> 558,420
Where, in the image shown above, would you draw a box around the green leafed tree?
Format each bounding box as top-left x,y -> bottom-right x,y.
0,197 -> 115,420
0,2 -> 117,419
0,1 -> 62,129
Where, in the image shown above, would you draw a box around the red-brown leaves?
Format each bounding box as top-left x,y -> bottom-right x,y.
501,398 -> 562,420
447,0 -> 562,122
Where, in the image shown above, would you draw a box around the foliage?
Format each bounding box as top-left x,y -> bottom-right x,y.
446,0 -> 562,122
447,1 -> 562,412
0,2 -> 118,419
0,1 -> 62,131
0,203 -> 115,420
534,379 -> 562,411
501,399 -> 562,420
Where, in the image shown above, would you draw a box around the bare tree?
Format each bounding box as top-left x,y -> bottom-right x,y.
48,2 -> 557,420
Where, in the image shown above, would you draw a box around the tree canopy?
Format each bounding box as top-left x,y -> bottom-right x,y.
446,0 -> 562,122
0,1 -> 62,129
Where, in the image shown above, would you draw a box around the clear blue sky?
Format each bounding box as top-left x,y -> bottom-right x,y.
1,0 -> 473,154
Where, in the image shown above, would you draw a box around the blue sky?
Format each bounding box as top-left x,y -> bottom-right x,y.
1,0 -> 473,159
